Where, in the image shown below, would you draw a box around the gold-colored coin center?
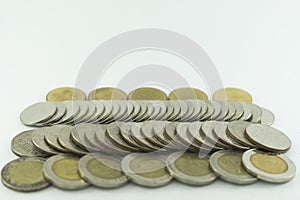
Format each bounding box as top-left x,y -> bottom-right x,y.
213,88 -> 252,103
52,158 -> 81,181
174,155 -> 211,176
47,87 -> 86,102
87,158 -> 123,179
10,161 -> 44,185
88,88 -> 127,100
128,88 -> 167,100
250,153 -> 288,174
130,157 -> 167,178
218,154 -> 248,175
169,88 -> 208,100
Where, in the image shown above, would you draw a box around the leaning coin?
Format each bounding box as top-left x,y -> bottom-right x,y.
168,87 -> 208,100
212,87 -> 252,103
166,151 -> 216,185
11,130 -> 50,157
260,107 -> 275,125
43,154 -> 89,190
46,87 -> 86,102
88,87 -> 127,100
78,154 -> 128,188
37,102 -> 66,125
210,150 -> 257,185
227,121 -> 257,148
121,153 -> 172,187
128,87 -> 167,100
245,124 -> 291,153
31,128 -> 60,155
44,125 -> 70,153
247,103 -> 262,123
54,101 -> 80,124
242,149 -> 296,183
1,157 -> 50,192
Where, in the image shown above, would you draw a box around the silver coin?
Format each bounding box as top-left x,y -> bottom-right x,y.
181,100 -> 196,121
260,107 -> 275,125
247,103 -> 262,123
116,101 -> 131,121
161,101 -> 174,121
245,124 -> 291,152
210,150 -> 257,185
121,153 -> 172,187
209,101 -> 222,120
133,101 -> 148,122
20,102 -> 57,126
78,101 -> 97,123
239,102 -> 252,121
84,124 -> 110,153
31,128 -> 60,155
128,100 -> 141,121
215,101 -> 229,121
140,121 -> 167,149
11,130 -> 50,157
200,121 -> 228,149
97,101 -> 113,122
242,149 -> 296,183
177,100 -> 190,121
167,101 -> 181,121
164,122 -> 188,149
152,121 -> 176,148
152,101 -> 168,120
185,100 -> 202,121
140,101 -> 154,121
103,100 -> 121,123
147,101 -> 162,120
78,154 -> 128,188
200,101 -> 214,121
230,101 -> 244,121
43,154 -> 89,190
44,125 -> 70,153
166,151 -> 216,185
38,102 -> 66,125
223,101 -> 236,121
72,101 -> 89,123
86,101 -> 105,123
131,123 -> 160,151
55,101 -> 80,124
227,121 -> 257,148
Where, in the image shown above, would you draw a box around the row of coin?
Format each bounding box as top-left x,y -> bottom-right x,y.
46,87 -> 253,103
19,100 -> 275,127
11,121 -> 291,158
2,150 -> 296,192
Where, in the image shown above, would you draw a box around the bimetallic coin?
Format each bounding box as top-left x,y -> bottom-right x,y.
168,88 -> 208,100
212,88 -> 252,103
46,87 -> 86,102
78,154 -> 128,188
242,149 -> 296,183
43,154 -> 89,190
210,150 -> 257,185
245,124 -> 291,152
11,130 -> 50,157
1,157 -> 49,192
260,107 -> 275,125
88,87 -> 127,100
167,152 -> 216,185
128,87 -> 167,100
227,121 -> 256,148
31,128 -> 60,155
20,102 -> 57,126
121,153 -> 172,187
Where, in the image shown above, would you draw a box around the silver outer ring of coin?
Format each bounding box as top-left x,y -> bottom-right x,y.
121,153 -> 173,187
210,150 -> 257,185
260,107 -> 275,125
166,151 -> 216,185
1,157 -> 50,192
43,154 -> 89,190
78,154 -> 129,188
242,149 -> 296,183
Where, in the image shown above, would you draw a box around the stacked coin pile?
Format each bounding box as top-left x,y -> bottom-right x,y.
1,87 -> 296,192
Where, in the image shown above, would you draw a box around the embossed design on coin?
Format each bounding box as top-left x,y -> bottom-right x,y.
47,87 -> 86,102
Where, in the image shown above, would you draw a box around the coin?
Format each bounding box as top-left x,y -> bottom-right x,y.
168,88 -> 208,100
78,154 -> 128,188
242,149 -> 296,183
88,87 -> 127,100
11,130 -> 50,157
245,124 -> 291,152
260,107 -> 275,125
128,87 -> 167,100
167,151 -> 216,185
212,88 -> 252,102
200,121 -> 228,149
140,121 -> 167,149
230,101 -> 244,120
209,101 -> 222,120
79,101 -> 97,123
210,150 -> 257,185
20,102 -> 57,126
247,103 -> 262,123
46,87 -> 86,102
1,157 -> 50,192
227,121 -> 256,148
55,101 -> 80,124
72,101 -> 89,123
44,125 -> 70,153
239,102 -> 253,121
121,153 -> 172,187
43,154 -> 89,190
223,101 -> 236,121
31,128 -> 60,155
37,102 -> 66,125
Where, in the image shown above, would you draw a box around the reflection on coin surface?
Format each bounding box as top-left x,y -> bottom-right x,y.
242,149 -> 296,183
88,87 -> 127,100
210,150 -> 257,185
1,157 -> 49,192
78,154 -> 128,188
168,88 -> 208,100
128,88 -> 167,100
121,153 -> 172,187
212,88 -> 252,103
47,87 -> 86,102
167,152 -> 216,185
43,154 -> 89,190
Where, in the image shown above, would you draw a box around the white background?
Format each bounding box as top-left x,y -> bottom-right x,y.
0,0 -> 299,199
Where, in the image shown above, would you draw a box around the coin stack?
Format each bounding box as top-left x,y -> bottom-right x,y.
1,87 -> 296,192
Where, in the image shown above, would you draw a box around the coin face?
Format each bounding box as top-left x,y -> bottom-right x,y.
210,150 -> 257,185
11,130 -> 50,157
242,149 -> 296,183
245,124 -> 291,152
260,107 -> 275,125
31,128 -> 60,155
88,87 -> 127,100
212,88 -> 252,102
167,152 -> 216,185
46,87 -> 86,102
227,121 -> 256,148
43,154 -> 89,190
128,88 -> 167,100
44,125 -> 70,153
168,88 -> 208,100
1,157 -> 50,192
78,154 -> 128,188
121,153 -> 172,187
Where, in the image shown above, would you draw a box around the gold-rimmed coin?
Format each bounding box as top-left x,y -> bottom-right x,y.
169,88 -> 208,100
46,87 -> 86,102
88,87 -> 127,100
128,87 -> 167,100
212,88 -> 252,103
